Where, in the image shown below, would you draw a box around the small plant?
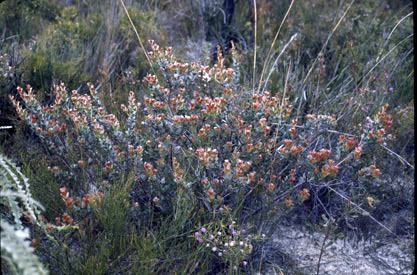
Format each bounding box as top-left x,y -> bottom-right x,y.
193,208 -> 257,273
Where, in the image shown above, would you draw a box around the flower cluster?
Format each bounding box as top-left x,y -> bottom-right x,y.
359,164 -> 380,177
308,149 -> 331,164
362,104 -> 393,144
193,220 -> 254,269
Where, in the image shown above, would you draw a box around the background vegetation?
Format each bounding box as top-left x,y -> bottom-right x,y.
0,0 -> 413,274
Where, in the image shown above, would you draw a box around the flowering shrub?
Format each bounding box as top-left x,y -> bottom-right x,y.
9,41 -> 395,268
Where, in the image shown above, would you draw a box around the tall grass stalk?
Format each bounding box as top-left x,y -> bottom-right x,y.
252,0 -> 257,91
261,33 -> 297,94
119,0 -> 153,69
384,11 -> 413,50
303,0 -> 355,84
357,33 -> 414,88
257,0 -> 295,94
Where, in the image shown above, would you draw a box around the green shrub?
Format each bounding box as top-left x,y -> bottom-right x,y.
8,39 -> 400,272
2,1 -> 413,273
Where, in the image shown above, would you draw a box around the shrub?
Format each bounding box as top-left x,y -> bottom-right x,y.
2,1 -> 413,273
9,39 -> 396,260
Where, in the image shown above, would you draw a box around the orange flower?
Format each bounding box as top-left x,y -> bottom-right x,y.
207,188 -> 215,200
201,178 -> 209,186
290,145 -> 299,155
64,197 -> 74,208
144,162 -> 154,176
353,146 -> 362,160
321,164 -> 330,178
259,117 -> 267,128
59,187 -> 68,198
62,213 -> 73,225
223,159 -> 231,174
299,188 -> 310,200
345,137 -> 354,150
306,114 -> 316,120
367,196 -> 375,207
248,172 -> 256,182
372,168 -> 380,177
289,128 -> 297,136
257,154 -> 263,161
246,143 -> 254,152
330,165 -> 339,176
82,194 -> 90,206
319,149 -> 331,159
285,199 -> 293,208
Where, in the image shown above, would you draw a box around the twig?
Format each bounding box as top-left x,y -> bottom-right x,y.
326,129 -> 355,137
328,187 -> 396,236
381,144 -> 414,170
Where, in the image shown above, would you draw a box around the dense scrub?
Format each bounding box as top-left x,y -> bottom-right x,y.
1,0 -> 413,274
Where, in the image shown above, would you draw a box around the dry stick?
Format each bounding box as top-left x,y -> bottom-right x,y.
303,0 -> 355,85
317,218 -> 333,275
381,144 -> 414,170
257,0 -> 295,93
119,0 -> 153,69
252,0 -> 257,91
327,187 -> 396,236
269,264 -> 284,275
326,129 -> 355,137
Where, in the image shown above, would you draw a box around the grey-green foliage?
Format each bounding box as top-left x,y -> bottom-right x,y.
0,154 -> 48,275
1,221 -> 48,275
